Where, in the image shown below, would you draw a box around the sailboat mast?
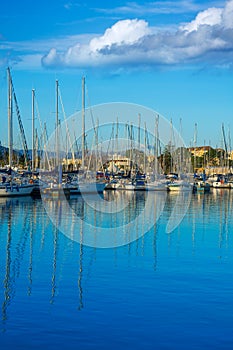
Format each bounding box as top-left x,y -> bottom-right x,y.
56,80 -> 59,168
194,123 -> 197,173
82,76 -> 85,170
170,118 -> 173,173
35,128 -> 39,169
154,114 -> 159,175
96,118 -> 99,171
179,118 -> 182,174
228,126 -> 232,172
116,117 -> 118,161
32,89 -> 35,171
7,68 -> 13,168
144,122 -> 147,174
138,113 -> 141,171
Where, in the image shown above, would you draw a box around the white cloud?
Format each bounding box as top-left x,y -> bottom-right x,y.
0,34 -> 95,70
180,7 -> 223,32
0,0 -> 226,71
42,19 -> 151,68
42,1 -> 233,70
180,0 -> 233,32
222,0 -> 233,28
89,19 -> 150,52
42,48 -> 61,67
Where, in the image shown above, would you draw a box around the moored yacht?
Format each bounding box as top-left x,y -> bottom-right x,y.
0,174 -> 35,197
167,179 -> 193,192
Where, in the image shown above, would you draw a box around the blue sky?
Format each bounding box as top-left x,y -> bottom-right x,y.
0,0 -> 233,150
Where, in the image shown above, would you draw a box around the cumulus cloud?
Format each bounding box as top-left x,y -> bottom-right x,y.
180,7 -> 223,32
42,0 -> 233,70
89,19 -> 150,52
222,0 -> 233,28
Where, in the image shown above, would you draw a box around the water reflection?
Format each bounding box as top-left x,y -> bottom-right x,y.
78,224 -> 84,311
2,207 -> 12,324
0,198 -> 34,327
42,191 -> 167,248
0,190 -> 233,326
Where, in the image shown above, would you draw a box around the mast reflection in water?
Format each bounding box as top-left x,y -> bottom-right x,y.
0,190 -> 233,349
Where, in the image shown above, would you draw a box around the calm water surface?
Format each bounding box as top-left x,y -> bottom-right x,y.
0,189 -> 233,349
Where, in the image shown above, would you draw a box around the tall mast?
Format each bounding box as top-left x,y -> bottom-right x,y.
194,123 -> 197,173
228,125 -> 231,172
138,113 -> 141,171
7,67 -> 30,166
32,89 -> 35,171
179,118 -> 182,174
56,80 -> 59,168
222,123 -> 228,169
155,114 -> 159,175
81,76 -> 85,170
96,118 -> 99,171
116,117 -> 118,161
144,122 -> 147,174
170,118 -> 173,173
35,128 -> 39,169
138,113 -> 141,146
130,122 -> 133,168
7,68 -> 13,168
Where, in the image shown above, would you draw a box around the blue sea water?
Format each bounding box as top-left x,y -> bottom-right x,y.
0,189 -> 233,349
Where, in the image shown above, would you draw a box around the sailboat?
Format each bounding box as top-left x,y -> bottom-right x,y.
146,178 -> 169,191
167,179 -> 192,192
0,68 -> 35,197
40,80 -> 70,199
146,114 -> 168,191
0,169 -> 35,197
71,77 -> 107,195
212,175 -> 232,189
167,119 -> 193,192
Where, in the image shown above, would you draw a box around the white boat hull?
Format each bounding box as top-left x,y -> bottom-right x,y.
168,181 -> 192,192
105,179 -> 135,191
0,184 -> 35,197
146,181 -> 168,191
212,181 -> 231,188
78,182 -> 106,194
